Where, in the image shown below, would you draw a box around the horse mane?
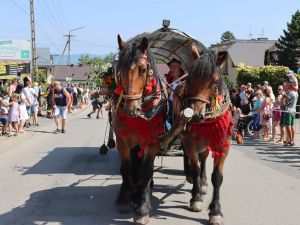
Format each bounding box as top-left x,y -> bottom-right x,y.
188,50 -> 226,93
116,34 -> 158,77
189,50 -> 218,80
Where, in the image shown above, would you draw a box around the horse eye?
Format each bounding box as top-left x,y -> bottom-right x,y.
139,68 -> 147,75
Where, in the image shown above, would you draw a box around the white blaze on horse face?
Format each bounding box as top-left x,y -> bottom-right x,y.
131,63 -> 136,70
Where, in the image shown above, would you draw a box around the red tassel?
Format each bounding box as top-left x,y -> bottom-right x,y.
212,152 -> 216,158
137,150 -> 143,158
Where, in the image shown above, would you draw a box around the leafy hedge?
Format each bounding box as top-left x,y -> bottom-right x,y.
236,63 -> 300,91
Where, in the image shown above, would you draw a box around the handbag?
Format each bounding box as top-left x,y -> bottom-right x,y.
263,112 -> 272,120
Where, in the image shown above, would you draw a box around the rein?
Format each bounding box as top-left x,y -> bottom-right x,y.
185,95 -> 211,104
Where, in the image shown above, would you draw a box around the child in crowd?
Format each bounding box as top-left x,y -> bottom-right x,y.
1,93 -> 20,136
251,92 -> 263,138
233,107 -> 242,128
0,96 -> 10,136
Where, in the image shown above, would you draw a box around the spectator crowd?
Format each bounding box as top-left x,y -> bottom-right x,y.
230,70 -> 299,147
0,75 -> 93,137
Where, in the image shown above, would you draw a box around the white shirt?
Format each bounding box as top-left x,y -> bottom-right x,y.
29,87 -> 38,105
169,80 -> 180,101
22,87 -> 31,105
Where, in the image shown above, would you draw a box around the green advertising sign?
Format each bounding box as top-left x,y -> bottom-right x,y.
0,40 -> 31,61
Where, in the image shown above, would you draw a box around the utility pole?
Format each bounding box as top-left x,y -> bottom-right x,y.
29,0 -> 37,81
64,33 -> 75,66
59,27 -> 85,66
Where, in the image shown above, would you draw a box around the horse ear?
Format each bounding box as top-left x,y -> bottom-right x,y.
217,51 -> 227,66
117,34 -> 126,50
139,37 -> 148,53
191,44 -> 200,60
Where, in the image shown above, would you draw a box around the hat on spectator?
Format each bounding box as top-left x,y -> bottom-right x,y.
287,70 -> 294,76
167,58 -> 181,67
264,81 -> 268,85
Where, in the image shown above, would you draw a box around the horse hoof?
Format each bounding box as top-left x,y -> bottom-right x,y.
201,185 -> 208,195
133,214 -> 149,225
186,176 -> 193,184
116,203 -> 132,214
209,215 -> 224,225
189,201 -> 203,212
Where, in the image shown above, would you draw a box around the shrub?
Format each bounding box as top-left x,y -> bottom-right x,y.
223,73 -> 234,89
236,63 -> 289,90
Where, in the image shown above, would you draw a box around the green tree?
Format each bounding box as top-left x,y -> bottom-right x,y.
220,31 -> 236,44
264,49 -> 271,65
78,54 -> 114,84
276,10 -> 300,71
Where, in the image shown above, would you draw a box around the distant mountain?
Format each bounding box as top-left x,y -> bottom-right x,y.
51,54 -> 108,65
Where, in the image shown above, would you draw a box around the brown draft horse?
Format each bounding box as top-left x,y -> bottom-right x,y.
112,34 -> 167,224
161,45 -> 230,225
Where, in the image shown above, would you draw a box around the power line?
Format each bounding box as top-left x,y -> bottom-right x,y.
41,0 -> 66,33
9,0 -> 28,14
36,0 -> 64,34
73,39 -> 116,48
52,0 -> 69,31
8,0 -> 60,52
55,0 -> 70,30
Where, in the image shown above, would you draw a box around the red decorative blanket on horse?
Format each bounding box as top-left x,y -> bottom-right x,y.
190,110 -> 233,164
113,77 -> 165,157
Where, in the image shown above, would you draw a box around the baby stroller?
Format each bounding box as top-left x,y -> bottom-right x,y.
236,115 -> 255,137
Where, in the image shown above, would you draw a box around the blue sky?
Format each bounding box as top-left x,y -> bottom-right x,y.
1,0 -> 299,55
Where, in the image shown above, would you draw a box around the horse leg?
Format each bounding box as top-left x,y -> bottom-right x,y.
183,148 -> 193,184
132,143 -> 158,225
182,140 -> 203,212
130,145 -> 143,184
199,151 -> 209,195
209,147 -> 229,225
115,138 -> 132,214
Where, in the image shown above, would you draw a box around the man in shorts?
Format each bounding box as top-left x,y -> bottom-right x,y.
52,81 -> 71,133
87,91 -> 103,119
282,83 -> 298,147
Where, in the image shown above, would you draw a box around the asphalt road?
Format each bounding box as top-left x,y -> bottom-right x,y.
0,107 -> 299,225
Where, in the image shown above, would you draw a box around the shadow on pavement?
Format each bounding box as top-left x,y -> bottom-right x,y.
27,130 -> 54,134
23,147 -> 120,176
12,146 -> 210,224
0,183 -> 209,225
236,138 -> 300,171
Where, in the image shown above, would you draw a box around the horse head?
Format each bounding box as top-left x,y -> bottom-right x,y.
116,34 -> 153,117
185,45 -> 227,122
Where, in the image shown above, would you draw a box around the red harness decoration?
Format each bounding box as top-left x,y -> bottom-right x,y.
190,111 -> 233,165
114,77 -> 164,157
116,108 -> 164,157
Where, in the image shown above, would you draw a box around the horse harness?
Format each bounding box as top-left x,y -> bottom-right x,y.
114,57 -> 167,120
